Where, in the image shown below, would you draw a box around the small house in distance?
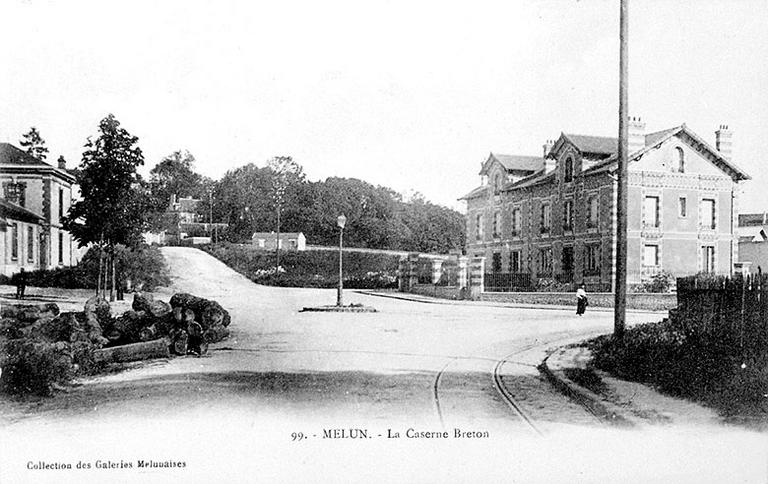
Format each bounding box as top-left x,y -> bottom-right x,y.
252,232 -> 306,251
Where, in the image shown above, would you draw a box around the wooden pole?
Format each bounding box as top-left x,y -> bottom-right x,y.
614,0 -> 629,340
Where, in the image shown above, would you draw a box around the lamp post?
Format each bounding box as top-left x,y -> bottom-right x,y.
336,214 -> 347,307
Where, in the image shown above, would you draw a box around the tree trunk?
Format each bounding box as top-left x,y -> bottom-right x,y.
97,247 -> 104,296
109,251 -> 116,302
93,339 -> 169,364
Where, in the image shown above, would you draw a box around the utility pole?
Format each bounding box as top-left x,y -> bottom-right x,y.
614,0 -> 629,341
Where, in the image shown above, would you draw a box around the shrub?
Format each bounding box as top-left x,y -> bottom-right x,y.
0,340 -> 73,396
639,271 -> 674,293
201,243 -> 399,289
2,244 -> 170,292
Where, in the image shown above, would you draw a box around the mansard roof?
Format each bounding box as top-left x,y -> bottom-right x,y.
561,134 -> 618,156
480,152 -> 544,175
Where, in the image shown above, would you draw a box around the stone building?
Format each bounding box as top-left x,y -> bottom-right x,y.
0,143 -> 77,276
460,120 -> 750,290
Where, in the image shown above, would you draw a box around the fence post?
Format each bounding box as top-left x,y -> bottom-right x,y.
458,256 -> 469,292
431,258 -> 444,284
407,252 -> 419,292
469,257 -> 485,301
398,256 -> 407,292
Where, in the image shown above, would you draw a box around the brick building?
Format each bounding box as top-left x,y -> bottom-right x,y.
460,121 -> 750,290
0,143 -> 78,276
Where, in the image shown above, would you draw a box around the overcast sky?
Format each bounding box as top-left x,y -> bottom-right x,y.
1,0 -> 766,212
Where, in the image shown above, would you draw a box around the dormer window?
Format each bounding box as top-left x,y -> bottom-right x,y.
564,157 -> 574,183
672,147 -> 685,173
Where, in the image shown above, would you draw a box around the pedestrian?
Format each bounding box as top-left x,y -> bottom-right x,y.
13,267 -> 27,299
576,283 -> 588,316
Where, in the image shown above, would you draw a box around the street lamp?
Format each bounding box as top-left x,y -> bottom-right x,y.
337,214 -> 347,307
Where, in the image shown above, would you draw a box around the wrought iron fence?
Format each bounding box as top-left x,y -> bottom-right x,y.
484,272 -> 534,292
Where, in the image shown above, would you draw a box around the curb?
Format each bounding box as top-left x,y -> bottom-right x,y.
538,349 -> 634,428
355,290 -> 666,315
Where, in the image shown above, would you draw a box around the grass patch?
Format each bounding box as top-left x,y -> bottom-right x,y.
201,243 -> 399,289
563,367 -> 608,396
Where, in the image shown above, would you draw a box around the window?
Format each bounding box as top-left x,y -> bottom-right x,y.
702,246 -> 715,273
475,214 -> 483,241
27,226 -> 34,262
679,197 -> 687,218
511,207 -> 522,236
644,196 -> 660,228
673,147 -> 685,173
3,182 -> 26,207
564,157 -> 574,183
11,223 -> 18,260
58,232 -> 64,265
539,247 -> 553,274
643,244 -> 659,266
702,199 -> 716,230
587,196 -> 599,229
585,244 -> 600,275
562,246 -> 574,273
59,188 -> 64,220
563,200 -> 573,231
492,252 -> 502,273
540,202 -> 551,234
509,250 -> 521,273
492,212 -> 501,238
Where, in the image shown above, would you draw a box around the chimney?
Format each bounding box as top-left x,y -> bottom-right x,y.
628,116 -> 646,153
57,155 -> 66,170
715,125 -> 732,161
543,139 -> 555,158
170,194 -> 177,206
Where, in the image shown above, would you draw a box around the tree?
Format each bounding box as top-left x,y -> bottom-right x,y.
147,150 -> 212,232
267,156 -> 304,269
19,126 -> 49,161
63,114 -> 150,301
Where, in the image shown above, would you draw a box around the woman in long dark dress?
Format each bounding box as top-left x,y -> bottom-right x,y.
576,283 -> 588,316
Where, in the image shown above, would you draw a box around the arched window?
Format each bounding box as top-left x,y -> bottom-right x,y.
673,147 -> 685,173
564,157 -> 574,182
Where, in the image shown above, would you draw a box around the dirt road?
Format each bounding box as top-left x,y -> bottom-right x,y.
1,247 -> 764,484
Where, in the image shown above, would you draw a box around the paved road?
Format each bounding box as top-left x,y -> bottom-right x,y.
1,247 -> 764,484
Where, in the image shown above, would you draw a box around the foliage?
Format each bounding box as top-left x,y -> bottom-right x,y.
201,243 -> 399,289
639,271 -> 674,293
589,295 -> 768,425
0,245 -> 170,291
147,154 -> 465,253
0,340 -> 73,396
63,114 -> 151,251
19,126 -> 49,161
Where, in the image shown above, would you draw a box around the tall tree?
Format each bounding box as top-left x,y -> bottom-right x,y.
268,156 -> 304,269
63,114 -> 150,300
19,126 -> 49,161
149,150 -> 208,205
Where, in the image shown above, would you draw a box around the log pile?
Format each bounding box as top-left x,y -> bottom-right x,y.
1,292 -> 231,371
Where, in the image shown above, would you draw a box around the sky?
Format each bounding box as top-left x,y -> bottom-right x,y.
1,0 -> 766,213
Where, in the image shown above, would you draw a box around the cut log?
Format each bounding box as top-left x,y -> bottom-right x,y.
203,326 -> 230,344
183,309 -> 196,325
112,310 -> 146,344
92,339 -> 170,364
170,293 -> 231,329
139,324 -> 157,341
132,292 -> 172,318
1,303 -> 60,323
172,330 -> 188,355
84,296 -> 111,325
